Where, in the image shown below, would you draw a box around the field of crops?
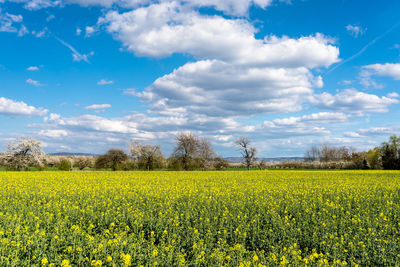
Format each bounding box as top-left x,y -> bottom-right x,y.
0,171 -> 399,266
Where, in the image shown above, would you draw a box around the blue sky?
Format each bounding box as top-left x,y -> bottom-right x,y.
1,0 -> 400,157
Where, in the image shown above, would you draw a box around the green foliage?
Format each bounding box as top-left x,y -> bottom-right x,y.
95,149 -> 128,171
95,155 -> 111,170
213,157 -> 229,170
58,159 -> 72,171
380,135 -> 400,170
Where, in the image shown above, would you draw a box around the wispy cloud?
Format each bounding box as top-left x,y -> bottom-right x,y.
26,78 -> 42,86
55,37 -> 94,63
346,24 -> 366,38
326,22 -> 400,75
97,79 -> 113,85
27,66 -> 39,71
85,104 -> 111,110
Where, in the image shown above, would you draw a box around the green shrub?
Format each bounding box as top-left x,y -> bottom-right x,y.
58,159 -> 72,171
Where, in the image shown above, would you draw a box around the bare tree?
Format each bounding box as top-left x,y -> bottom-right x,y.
198,137 -> 216,170
3,137 -> 45,170
172,132 -> 200,170
304,145 -> 320,162
234,137 -> 257,170
129,140 -> 165,171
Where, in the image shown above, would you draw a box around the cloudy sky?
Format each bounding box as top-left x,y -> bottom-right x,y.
1,0 -> 400,157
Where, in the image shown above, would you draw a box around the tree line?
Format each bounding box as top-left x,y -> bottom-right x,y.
303,135 -> 400,170
0,133 -> 258,171
1,133 -> 399,171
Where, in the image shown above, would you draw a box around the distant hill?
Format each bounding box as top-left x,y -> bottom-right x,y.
49,152 -> 99,157
224,157 -> 304,163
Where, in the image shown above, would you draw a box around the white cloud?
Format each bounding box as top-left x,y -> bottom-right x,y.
387,92 -> 399,98
46,14 -> 55,21
346,24 -> 366,38
76,27 -> 82,36
4,0 -> 280,16
23,0 -> 60,10
69,0 -> 275,15
17,24 -> 29,36
359,63 -> 400,89
0,11 -> 23,33
27,66 -> 39,71
143,60 -> 322,116
33,27 -> 48,38
343,131 -> 364,138
97,79 -> 113,85
101,2 -> 338,118
361,63 -> 400,80
0,97 -> 48,116
358,127 -> 399,136
39,129 -> 68,138
44,113 -> 140,134
85,104 -> 112,110
85,26 -> 97,37
26,78 -> 42,86
273,112 -> 349,126
310,89 -> 399,115
343,126 -> 400,139
101,3 -> 339,68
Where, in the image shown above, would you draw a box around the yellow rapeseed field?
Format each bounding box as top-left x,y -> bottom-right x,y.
0,170 -> 399,266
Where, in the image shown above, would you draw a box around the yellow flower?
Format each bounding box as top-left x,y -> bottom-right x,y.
61,259 -> 71,267
253,254 -> 259,262
106,256 -> 112,262
41,258 -> 48,266
152,249 -> 158,257
280,256 -> 289,265
120,253 -> 131,266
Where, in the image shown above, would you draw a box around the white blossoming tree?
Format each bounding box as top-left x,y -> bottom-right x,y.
3,137 -> 46,170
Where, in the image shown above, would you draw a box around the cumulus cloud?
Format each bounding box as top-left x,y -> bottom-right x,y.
310,89 -> 399,115
103,2 -> 339,118
361,63 -> 400,80
85,104 -> 112,110
97,79 -> 113,85
26,78 -> 42,86
101,3 -> 339,67
346,24 -> 366,38
37,110 -> 341,148
142,60 -> 322,116
359,63 -> 400,89
0,97 -> 48,116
